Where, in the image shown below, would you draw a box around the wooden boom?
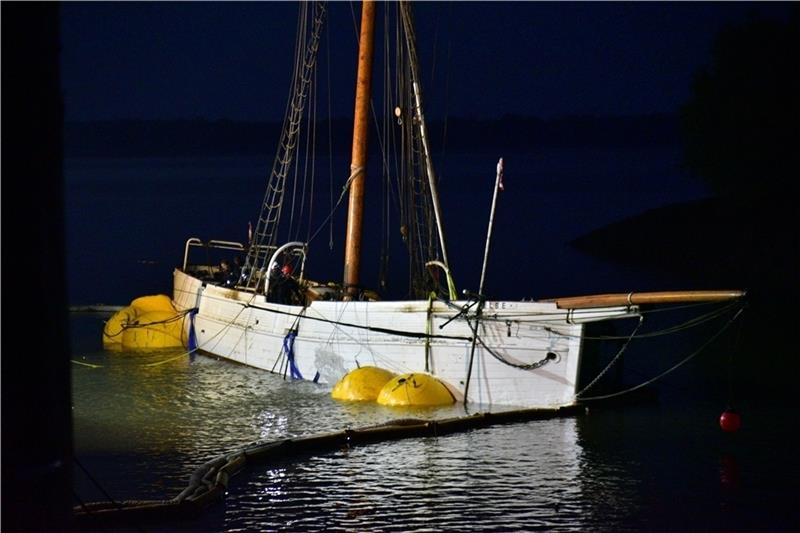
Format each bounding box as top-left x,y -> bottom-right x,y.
552,290 -> 746,309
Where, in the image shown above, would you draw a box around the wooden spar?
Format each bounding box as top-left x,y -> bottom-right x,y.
343,0 -> 376,299
551,290 -> 746,309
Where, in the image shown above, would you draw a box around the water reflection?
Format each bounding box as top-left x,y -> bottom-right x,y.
719,453 -> 739,490
255,410 -> 288,441
223,418 -> 588,531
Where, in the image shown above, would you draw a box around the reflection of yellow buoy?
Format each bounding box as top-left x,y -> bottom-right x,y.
103,294 -> 185,350
377,373 -> 456,407
332,366 -> 397,401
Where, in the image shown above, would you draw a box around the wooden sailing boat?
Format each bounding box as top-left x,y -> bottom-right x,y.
170,1 -> 744,409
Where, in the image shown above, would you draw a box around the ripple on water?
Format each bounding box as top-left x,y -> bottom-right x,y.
221,420 -> 605,531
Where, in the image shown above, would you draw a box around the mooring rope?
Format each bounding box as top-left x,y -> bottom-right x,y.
71,359 -> 104,369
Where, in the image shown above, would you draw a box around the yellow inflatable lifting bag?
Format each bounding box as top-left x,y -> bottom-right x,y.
377,373 -> 455,407
103,306 -> 138,349
121,310 -> 184,350
331,366 -> 397,401
130,294 -> 176,314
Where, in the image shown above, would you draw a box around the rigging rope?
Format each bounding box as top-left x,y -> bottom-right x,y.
306,166 -> 362,244
326,17 -> 335,251
397,2 -> 442,299
245,1 -> 326,288
575,316 -> 644,398
245,301 -> 472,342
577,308 -> 745,402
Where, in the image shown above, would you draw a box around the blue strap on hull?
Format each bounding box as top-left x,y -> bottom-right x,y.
283,332 -> 303,380
188,309 -> 199,355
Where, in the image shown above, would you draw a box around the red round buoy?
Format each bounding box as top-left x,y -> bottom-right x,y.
719,409 -> 741,432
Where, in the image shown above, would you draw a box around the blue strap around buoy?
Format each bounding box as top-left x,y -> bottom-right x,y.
283,331 -> 303,380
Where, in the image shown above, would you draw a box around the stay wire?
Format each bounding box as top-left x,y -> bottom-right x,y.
325,13 -> 335,251
575,315 -> 644,398
577,308 -> 745,402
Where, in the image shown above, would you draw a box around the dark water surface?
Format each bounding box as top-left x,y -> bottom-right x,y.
67,151 -> 797,531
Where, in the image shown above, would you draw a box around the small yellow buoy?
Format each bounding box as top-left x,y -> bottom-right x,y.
121,310 -> 184,350
377,373 -> 455,407
331,366 -> 397,401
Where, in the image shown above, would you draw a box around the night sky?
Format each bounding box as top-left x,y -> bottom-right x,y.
60,2 -> 794,122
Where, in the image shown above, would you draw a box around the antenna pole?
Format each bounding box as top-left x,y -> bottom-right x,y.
478,158 -> 504,296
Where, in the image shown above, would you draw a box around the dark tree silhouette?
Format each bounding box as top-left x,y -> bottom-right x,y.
681,13 -> 799,199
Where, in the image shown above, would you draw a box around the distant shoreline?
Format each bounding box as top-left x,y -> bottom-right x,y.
571,195 -> 797,294
64,114 -> 681,157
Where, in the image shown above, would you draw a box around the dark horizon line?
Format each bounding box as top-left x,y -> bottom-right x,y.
65,111 -> 681,125
64,114 -> 682,157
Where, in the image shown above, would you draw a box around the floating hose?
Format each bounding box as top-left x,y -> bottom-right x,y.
71,405 -> 582,529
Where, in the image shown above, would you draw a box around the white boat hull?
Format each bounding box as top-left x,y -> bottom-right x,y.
174,268 -> 637,408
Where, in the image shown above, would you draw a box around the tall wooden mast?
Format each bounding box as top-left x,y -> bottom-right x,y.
343,0 -> 376,299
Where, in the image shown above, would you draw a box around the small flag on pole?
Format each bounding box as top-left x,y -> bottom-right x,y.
497,157 -> 504,191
